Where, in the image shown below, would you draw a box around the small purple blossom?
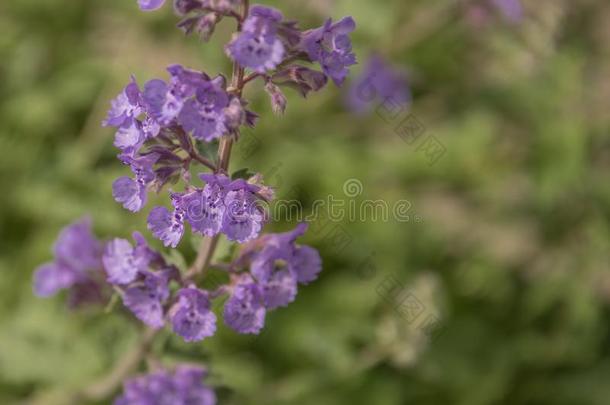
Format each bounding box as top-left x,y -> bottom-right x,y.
169,286 -> 217,342
226,5 -> 286,73
122,270 -> 170,328
103,77 -> 143,127
347,54 -> 410,114
33,218 -> 103,298
248,223 -> 321,306
226,32 -> 285,73
113,153 -> 159,212
290,245 -> 322,284
224,281 -> 266,334
138,0 -> 166,11
301,17 -> 357,86
115,365 -> 216,405
221,179 -> 265,243
103,232 -> 155,285
113,117 -> 145,154
33,263 -> 82,298
178,76 -> 229,141
260,269 -> 297,309
147,194 -> 186,248
183,174 -> 230,236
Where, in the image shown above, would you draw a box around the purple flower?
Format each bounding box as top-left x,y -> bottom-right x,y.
33,263 -> 82,298
103,232 -> 154,285
113,117 -> 146,156
122,270 -> 170,328
226,6 -> 286,72
143,79 -> 183,127
112,153 -> 159,212
53,217 -> 103,271
115,365 -> 216,405
221,179 -> 265,243
103,77 -> 143,127
224,282 -> 266,334
226,32 -> 285,73
260,269 -> 297,309
138,0 -> 166,11
178,76 -> 229,141
289,245 -> 322,284
143,65 -> 209,126
347,54 -> 410,114
183,174 -> 230,236
248,223 -> 321,307
250,222 -> 307,280
301,17 -> 357,86
170,287 -> 217,342
147,193 -> 186,248
33,218 -> 103,298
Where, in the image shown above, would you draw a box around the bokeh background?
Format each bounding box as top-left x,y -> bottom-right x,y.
1,0 -> 610,404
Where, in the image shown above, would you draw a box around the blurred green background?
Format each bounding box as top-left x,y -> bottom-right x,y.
1,0 -> 610,404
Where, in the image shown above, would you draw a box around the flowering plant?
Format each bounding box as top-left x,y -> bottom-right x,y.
33,0 -> 355,403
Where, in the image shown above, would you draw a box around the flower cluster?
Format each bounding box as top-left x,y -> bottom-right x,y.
35,217 -> 320,342
33,218 -> 107,307
147,173 -> 267,247
103,222 -> 320,338
138,1 -> 357,99
301,16 -> 357,86
115,365 -> 216,405
34,1 -> 354,401
104,65 -> 257,214
224,223 -> 321,333
103,232 -> 179,328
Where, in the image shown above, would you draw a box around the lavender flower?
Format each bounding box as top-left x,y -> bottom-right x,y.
301,17 -> 357,86
224,281 -> 266,334
115,365 -> 216,405
248,223 -> 321,307
112,153 -> 159,212
226,5 -> 286,73
260,269 -> 297,309
183,173 -> 230,236
103,77 -> 143,128
33,218 -> 103,298
143,65 -> 208,126
170,286 -> 217,342
250,223 -> 320,281
113,117 -> 146,155
147,193 -> 186,248
178,76 -> 230,141
138,0 -> 167,11
221,179 -> 265,243
347,54 -> 410,114
103,232 -> 155,285
122,270 -> 170,328
148,175 -> 267,246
